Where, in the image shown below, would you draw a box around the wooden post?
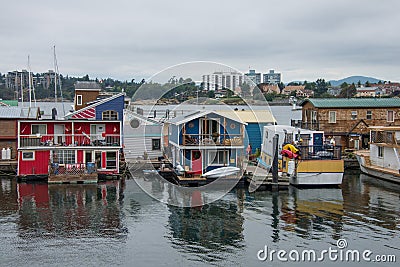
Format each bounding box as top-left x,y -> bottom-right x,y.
272,134 -> 279,190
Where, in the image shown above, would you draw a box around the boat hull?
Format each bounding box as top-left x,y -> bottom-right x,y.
356,155 -> 400,184
290,159 -> 344,186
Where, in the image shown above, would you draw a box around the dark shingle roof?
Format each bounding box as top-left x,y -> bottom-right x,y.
301,98 -> 400,108
74,81 -> 102,90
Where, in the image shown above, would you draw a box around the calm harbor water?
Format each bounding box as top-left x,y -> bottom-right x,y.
0,106 -> 399,266
0,173 -> 399,266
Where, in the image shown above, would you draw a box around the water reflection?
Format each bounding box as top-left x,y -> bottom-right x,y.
167,189 -> 246,263
16,180 -> 127,239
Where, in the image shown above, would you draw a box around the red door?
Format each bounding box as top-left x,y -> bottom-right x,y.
191,150 -> 202,174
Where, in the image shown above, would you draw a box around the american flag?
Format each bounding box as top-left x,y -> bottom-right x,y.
72,107 -> 96,119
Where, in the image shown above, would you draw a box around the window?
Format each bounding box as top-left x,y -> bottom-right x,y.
106,151 -> 117,169
53,150 -> 75,164
77,95 -> 83,106
209,150 -> 229,165
152,139 -> 161,150
31,124 -> 47,135
378,146 -> 384,158
102,110 -> 118,120
366,110 -> 372,120
22,151 -> 34,160
387,110 -> 394,122
351,111 -> 357,120
328,111 -> 336,123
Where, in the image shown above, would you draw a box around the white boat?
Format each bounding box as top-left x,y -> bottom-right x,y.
356,126 -> 400,184
261,125 -> 344,186
201,167 -> 240,178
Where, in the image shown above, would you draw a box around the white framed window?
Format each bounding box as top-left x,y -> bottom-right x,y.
102,110 -> 118,120
31,124 -> 47,135
77,95 -> 83,106
387,110 -> 394,122
366,110 -> 372,120
209,150 -> 229,165
351,111 -> 357,120
378,146 -> 384,158
53,150 -> 75,164
328,111 -> 336,123
106,151 -> 117,169
22,151 -> 35,160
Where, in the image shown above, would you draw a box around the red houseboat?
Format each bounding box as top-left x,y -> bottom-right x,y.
17,119 -> 122,183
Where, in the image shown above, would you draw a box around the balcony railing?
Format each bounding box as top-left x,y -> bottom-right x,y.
291,120 -> 320,131
19,134 -> 121,148
49,163 -> 97,176
182,134 -> 243,146
297,145 -> 342,160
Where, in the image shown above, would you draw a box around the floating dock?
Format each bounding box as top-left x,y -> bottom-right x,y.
244,165 -> 290,191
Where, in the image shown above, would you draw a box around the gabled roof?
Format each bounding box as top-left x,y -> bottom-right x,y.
301,98 -> 400,108
124,110 -> 161,125
65,93 -> 124,119
168,110 -> 247,125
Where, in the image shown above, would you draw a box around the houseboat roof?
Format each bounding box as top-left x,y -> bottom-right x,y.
74,81 -> 102,91
168,110 -> 247,125
124,110 -> 161,125
368,126 -> 400,131
301,98 -> 400,108
0,106 -> 40,119
65,93 -> 124,119
217,109 -> 276,124
264,124 -> 324,134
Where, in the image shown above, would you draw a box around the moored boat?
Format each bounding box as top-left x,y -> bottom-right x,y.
261,125 -> 344,186
201,166 -> 240,178
355,126 -> 400,184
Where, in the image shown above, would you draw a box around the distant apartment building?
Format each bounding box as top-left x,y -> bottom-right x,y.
263,69 -> 281,84
355,86 -> 385,97
6,70 -> 57,90
244,69 -> 261,85
202,71 -> 243,91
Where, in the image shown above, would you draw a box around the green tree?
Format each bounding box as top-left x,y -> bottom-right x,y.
315,78 -> 328,97
207,90 -> 215,98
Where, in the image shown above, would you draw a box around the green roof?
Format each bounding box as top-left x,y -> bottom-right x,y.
0,100 -> 18,106
301,98 -> 400,108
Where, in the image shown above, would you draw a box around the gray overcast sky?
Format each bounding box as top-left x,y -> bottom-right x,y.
1,0 -> 399,82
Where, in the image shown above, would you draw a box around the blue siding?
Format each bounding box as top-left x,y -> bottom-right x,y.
244,123 -> 268,153
95,95 -> 125,123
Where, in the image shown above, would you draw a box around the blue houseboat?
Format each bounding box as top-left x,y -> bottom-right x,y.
167,110 -> 246,176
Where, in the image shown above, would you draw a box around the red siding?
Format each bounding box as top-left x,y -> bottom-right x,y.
18,150 -> 50,175
105,122 -> 120,134
77,150 -> 84,163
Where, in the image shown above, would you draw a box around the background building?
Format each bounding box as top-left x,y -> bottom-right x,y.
202,71 -> 243,91
244,70 -> 261,85
263,69 -> 281,84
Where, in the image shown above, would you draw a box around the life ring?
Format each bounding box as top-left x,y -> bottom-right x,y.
282,144 -> 299,154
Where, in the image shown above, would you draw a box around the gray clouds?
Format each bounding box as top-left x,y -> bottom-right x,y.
0,0 -> 399,82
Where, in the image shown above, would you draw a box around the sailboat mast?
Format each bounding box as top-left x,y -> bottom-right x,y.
20,72 -> 24,107
28,55 -> 32,107
53,46 -> 57,104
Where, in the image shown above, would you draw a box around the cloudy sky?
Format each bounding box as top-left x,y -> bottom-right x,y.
1,0 -> 399,82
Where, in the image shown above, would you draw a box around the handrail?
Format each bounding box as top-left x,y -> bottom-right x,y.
20,134 -> 121,148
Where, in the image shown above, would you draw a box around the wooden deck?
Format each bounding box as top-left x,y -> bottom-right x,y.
48,173 -> 98,184
245,165 -> 290,191
0,160 -> 17,173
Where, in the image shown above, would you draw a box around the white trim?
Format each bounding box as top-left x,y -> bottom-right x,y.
22,151 -> 35,161
328,111 -> 337,123
77,94 -> 83,106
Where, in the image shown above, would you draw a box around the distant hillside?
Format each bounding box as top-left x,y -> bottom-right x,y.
329,76 -> 382,87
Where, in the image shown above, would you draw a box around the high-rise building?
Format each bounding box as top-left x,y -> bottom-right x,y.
244,69 -> 261,85
202,71 -> 243,91
263,69 -> 281,84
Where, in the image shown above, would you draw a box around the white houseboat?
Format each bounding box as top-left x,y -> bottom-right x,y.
356,126 -> 400,183
261,125 -> 344,186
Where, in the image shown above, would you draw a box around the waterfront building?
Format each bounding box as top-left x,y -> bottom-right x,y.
263,69 -> 281,84
166,110 -> 246,175
292,98 -> 400,150
217,109 -> 276,153
244,70 -> 261,85
124,110 -> 165,160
